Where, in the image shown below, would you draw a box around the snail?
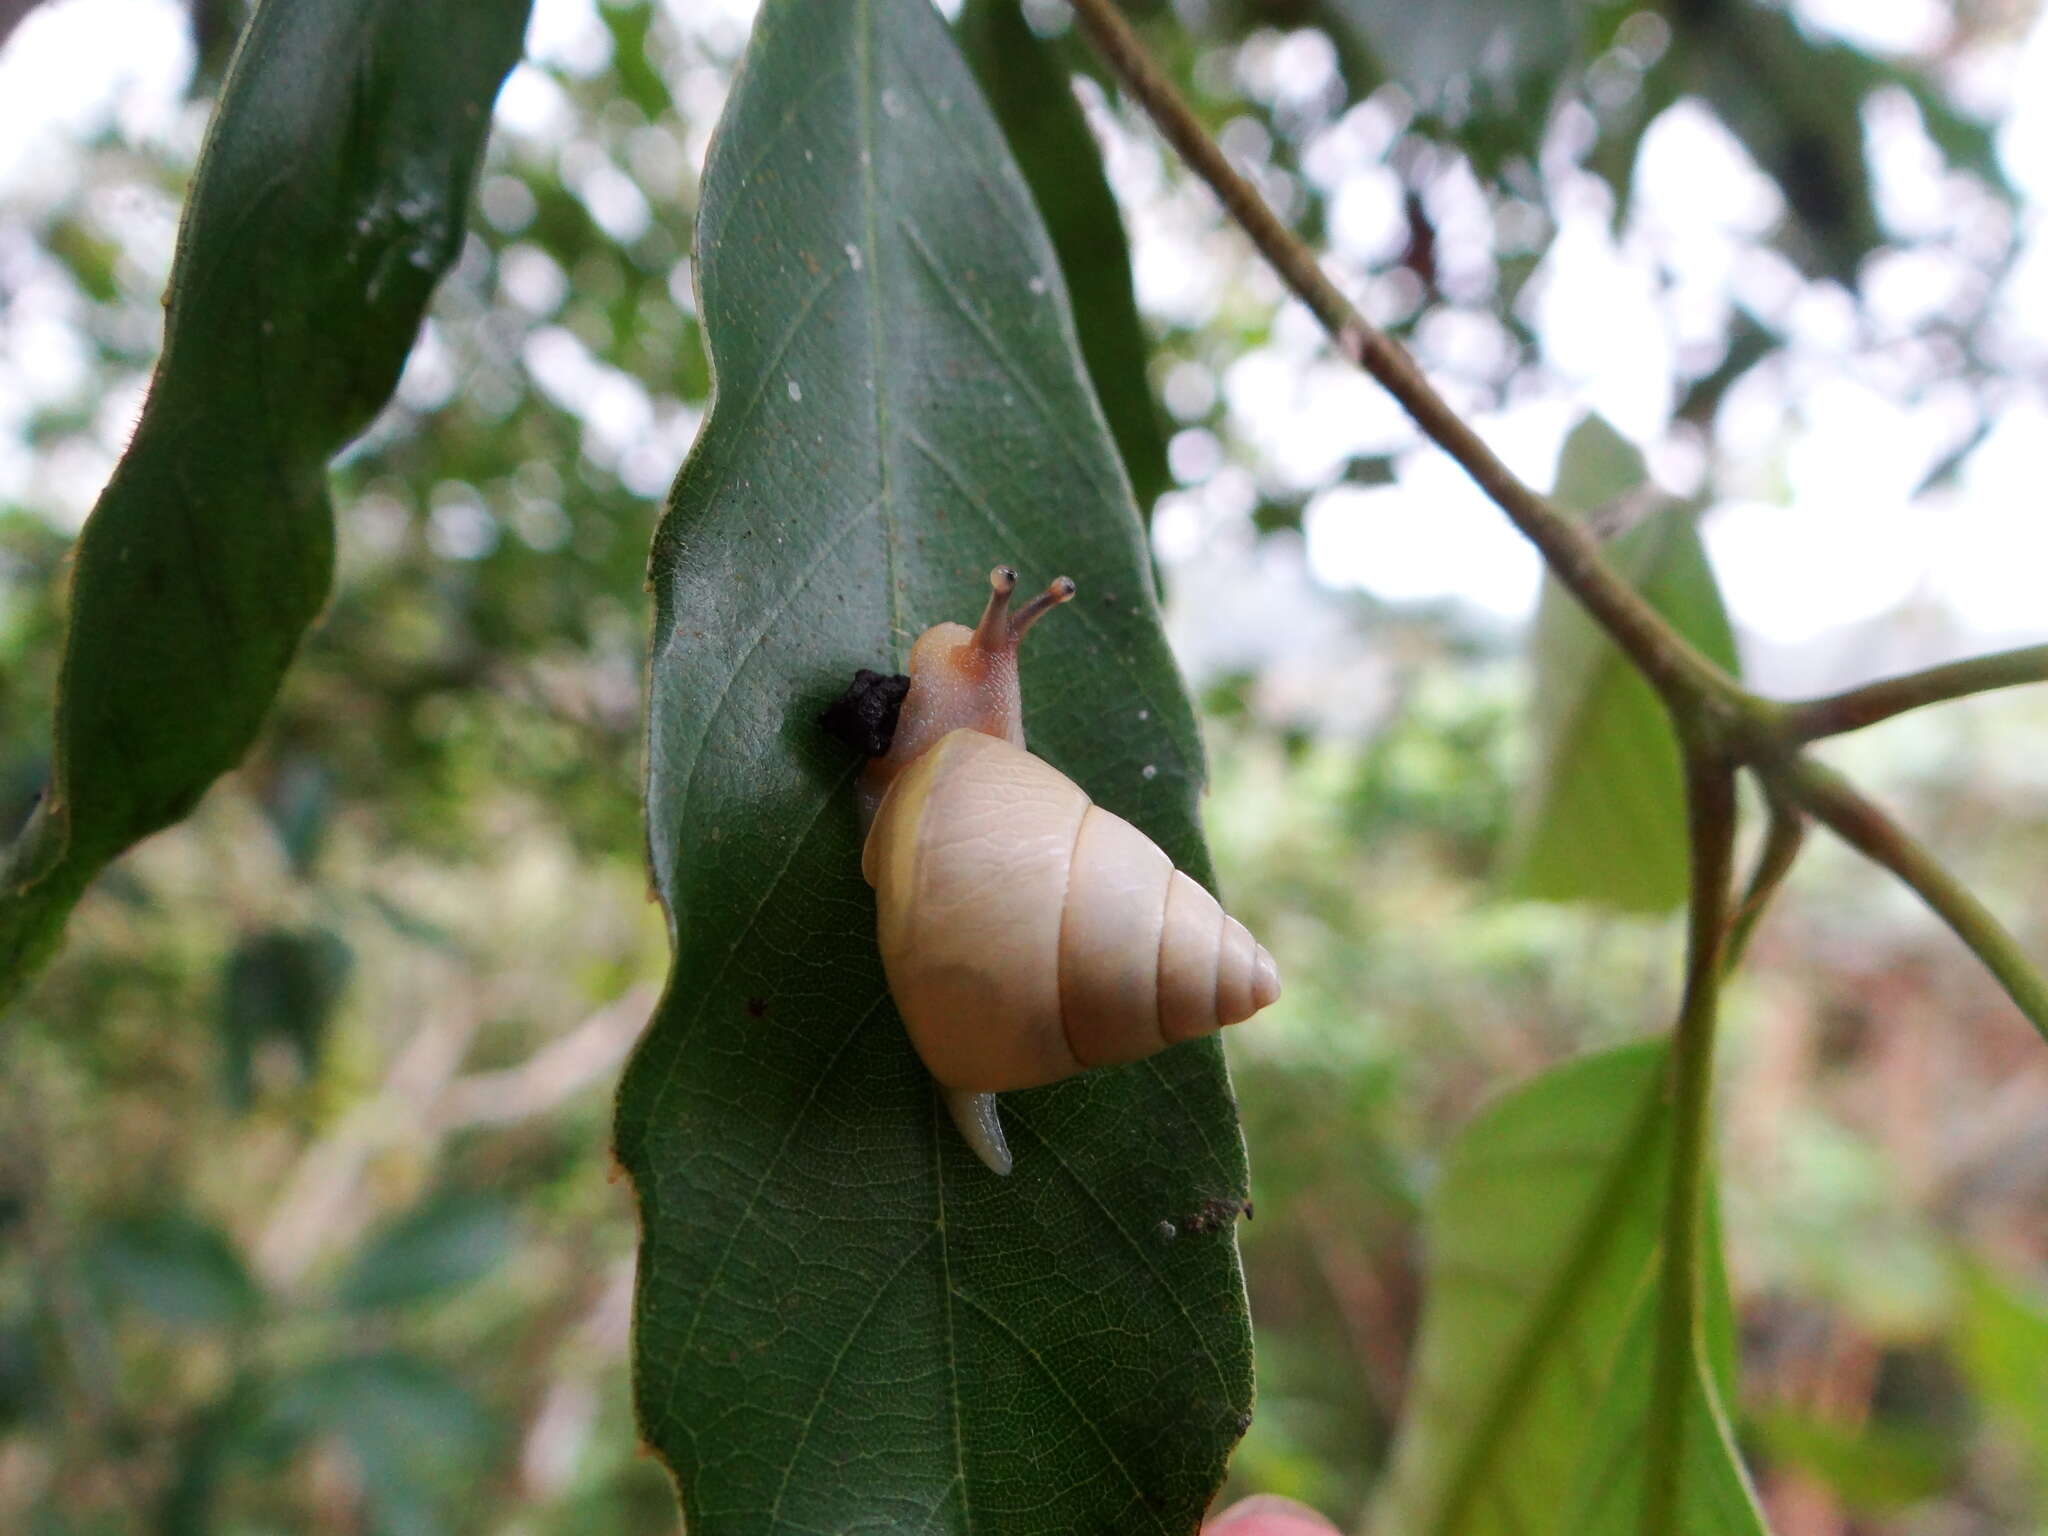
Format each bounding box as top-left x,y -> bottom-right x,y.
823,565 -> 1280,1175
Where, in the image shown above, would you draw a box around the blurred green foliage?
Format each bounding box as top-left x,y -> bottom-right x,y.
1,0 -> 2045,1531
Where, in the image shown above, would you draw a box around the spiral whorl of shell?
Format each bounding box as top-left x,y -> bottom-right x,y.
863,728 -> 1280,1096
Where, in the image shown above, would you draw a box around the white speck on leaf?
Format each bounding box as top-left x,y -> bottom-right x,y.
1027,275 -> 1047,295
787,379 -> 802,403
881,88 -> 906,119
844,243 -> 863,272
1141,764 -> 1158,781
1137,709 -> 1149,721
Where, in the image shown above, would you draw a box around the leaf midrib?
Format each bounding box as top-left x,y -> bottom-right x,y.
856,8 -> 965,1534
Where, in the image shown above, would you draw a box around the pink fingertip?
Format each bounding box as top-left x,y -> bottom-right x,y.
1204,1494 -> 1341,1535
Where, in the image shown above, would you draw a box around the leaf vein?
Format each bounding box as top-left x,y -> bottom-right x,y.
673,994 -> 891,1363
951,1284 -> 1177,1536
764,1227 -> 942,1527
1008,1105 -> 1233,1398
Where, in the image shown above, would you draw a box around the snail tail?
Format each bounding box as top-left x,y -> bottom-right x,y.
943,1087 -> 1013,1176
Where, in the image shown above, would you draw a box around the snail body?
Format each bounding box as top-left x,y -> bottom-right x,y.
839,566 -> 1280,1175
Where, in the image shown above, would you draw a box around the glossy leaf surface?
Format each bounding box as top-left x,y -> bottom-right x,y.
619,0 -> 1254,1529
1374,1043 -> 1761,1536
1501,418 -> 1740,913
0,0 -> 531,1004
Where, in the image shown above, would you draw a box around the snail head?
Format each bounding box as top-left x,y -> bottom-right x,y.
856,565 -> 1074,820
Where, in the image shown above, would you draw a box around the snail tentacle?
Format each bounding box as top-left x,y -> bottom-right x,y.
1006,575 -> 1075,641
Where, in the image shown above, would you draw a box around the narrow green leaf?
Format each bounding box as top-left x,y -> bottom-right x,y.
0,0 -> 532,1005
1373,1043 -> 1756,1536
87,1212 -> 260,1330
159,1382 -> 268,1536
956,0 -> 1170,514
335,1190 -> 515,1313
1501,417 -> 1740,913
0,1311 -> 41,1431
619,0 -> 1253,1530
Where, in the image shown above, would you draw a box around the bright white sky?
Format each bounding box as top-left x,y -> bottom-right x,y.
2,0 -> 2045,695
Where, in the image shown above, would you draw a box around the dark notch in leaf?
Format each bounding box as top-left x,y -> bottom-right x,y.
1500,416 -> 1740,914
219,925 -> 351,1108
957,0 -> 1171,515
619,0 -> 1252,1529
0,0 -> 533,1006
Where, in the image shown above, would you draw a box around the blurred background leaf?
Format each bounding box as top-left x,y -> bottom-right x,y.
335,1189 -> 515,1313
1374,1043 -> 1749,1536
266,1354 -> 498,1536
1501,418 -> 1740,912
85,1211 -> 258,1330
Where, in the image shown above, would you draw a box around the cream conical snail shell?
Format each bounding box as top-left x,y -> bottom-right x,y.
864,725 -> 1280,1091
839,566 -> 1281,1174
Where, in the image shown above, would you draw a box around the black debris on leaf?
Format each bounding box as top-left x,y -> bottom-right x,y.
818,669 -> 912,758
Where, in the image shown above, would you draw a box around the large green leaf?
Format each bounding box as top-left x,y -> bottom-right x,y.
0,0 -> 532,1005
1500,417 -> 1740,913
618,0 -> 1253,1530
956,0 -> 1170,514
1373,1043 -> 1762,1536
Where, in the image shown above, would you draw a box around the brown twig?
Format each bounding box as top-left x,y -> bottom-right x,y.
1644,747 -> 1740,1534
1783,643 -> 2048,743
1061,0 -> 2048,1043
1724,778 -> 1806,972
1769,755 -> 2048,1041
1062,0 -> 1747,722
